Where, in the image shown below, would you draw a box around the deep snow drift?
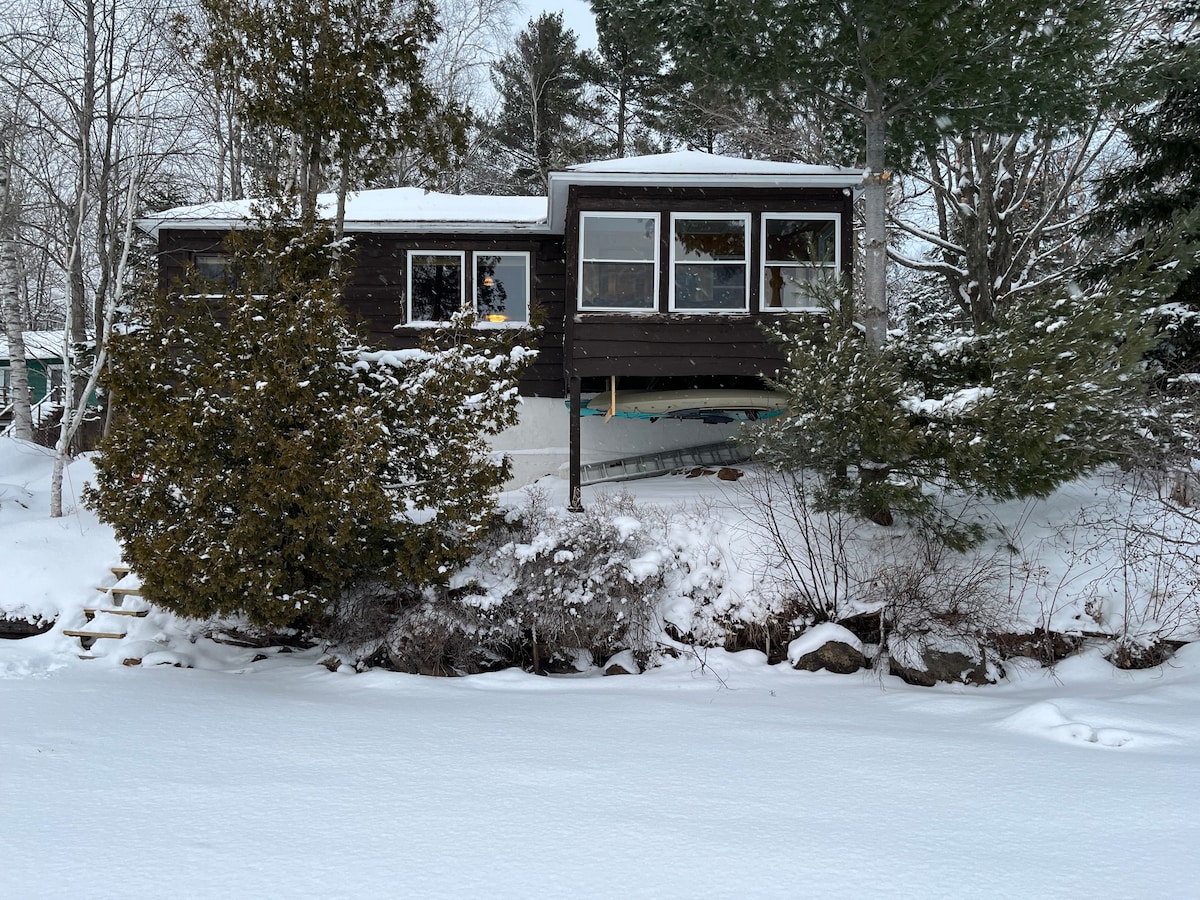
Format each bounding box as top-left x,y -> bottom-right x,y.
1,437 -> 1199,898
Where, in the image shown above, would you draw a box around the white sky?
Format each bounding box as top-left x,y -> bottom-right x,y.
518,1 -> 598,48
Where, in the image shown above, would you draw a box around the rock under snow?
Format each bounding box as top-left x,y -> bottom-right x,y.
788,623 -> 867,674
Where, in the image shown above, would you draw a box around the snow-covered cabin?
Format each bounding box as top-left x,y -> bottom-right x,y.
0,331 -> 68,433
140,151 -> 862,493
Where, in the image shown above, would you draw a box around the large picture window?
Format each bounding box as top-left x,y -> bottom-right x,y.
671,214 -> 750,311
408,251 -> 464,323
579,213 -> 658,310
761,214 -> 839,310
475,252 -> 529,325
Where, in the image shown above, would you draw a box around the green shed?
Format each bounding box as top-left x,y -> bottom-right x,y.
0,330 -> 68,432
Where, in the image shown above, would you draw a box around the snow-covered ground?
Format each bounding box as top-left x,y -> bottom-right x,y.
2,436 -> 1199,898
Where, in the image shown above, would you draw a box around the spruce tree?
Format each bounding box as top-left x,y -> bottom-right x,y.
1093,1 -> 1200,383
489,13 -> 604,192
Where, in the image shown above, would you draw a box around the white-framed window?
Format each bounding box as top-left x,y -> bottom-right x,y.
760,213 -> 840,311
407,250 -> 465,324
475,251 -> 530,325
670,213 -> 750,312
579,212 -> 659,311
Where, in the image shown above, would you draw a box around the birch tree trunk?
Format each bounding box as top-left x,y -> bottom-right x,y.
861,110 -> 890,351
0,161 -> 33,441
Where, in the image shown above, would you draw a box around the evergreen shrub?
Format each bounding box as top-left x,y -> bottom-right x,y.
754,275 -> 1159,543
88,211 -> 536,629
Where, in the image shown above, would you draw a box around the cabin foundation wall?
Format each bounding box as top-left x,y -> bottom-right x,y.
492,397 -> 742,490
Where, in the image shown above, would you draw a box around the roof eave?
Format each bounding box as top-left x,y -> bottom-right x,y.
140,217 -> 554,239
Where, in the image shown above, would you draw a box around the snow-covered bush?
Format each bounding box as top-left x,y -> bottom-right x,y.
383,596 -> 497,676
1066,470 -> 1200,667
460,490 -> 666,670
862,531 -> 1016,680
655,503 -> 745,648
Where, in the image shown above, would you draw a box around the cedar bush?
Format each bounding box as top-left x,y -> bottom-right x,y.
88,211 -> 536,628
89,216 -> 397,625
354,311 -> 538,587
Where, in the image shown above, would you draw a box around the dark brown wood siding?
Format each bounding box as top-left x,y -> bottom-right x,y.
155,228 -> 568,398
564,184 -> 852,381
570,314 -> 787,378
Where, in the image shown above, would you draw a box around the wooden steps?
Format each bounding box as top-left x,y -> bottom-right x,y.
63,611 -> 132,648
63,628 -> 129,641
82,606 -> 149,619
66,566 -> 148,658
96,584 -> 142,598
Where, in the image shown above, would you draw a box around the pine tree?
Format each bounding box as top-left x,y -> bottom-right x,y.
755,257 -> 1170,543
488,12 -> 604,192
587,1 -> 667,157
197,0 -> 463,231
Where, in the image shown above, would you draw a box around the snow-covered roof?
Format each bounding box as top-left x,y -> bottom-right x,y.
139,152 -> 863,238
546,150 -> 863,231
138,187 -> 549,237
567,150 -> 860,178
0,330 -> 69,362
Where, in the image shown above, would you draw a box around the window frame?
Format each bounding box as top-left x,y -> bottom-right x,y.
759,212 -> 841,313
473,250 -> 531,328
189,251 -> 235,293
669,212 -> 751,314
407,249 -> 466,326
577,211 -> 661,312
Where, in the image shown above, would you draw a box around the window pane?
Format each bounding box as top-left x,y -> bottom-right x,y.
581,261 -> 655,309
410,254 -> 463,321
581,216 -> 656,261
674,263 -> 746,310
763,264 -> 832,308
765,219 -> 836,263
194,253 -> 233,286
674,218 -> 746,262
476,254 -> 528,323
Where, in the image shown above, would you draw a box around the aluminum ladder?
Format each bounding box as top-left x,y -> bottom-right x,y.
579,441 -> 751,486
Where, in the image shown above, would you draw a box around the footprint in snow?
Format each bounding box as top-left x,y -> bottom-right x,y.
1001,701 -> 1136,749
1052,721 -> 1134,747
